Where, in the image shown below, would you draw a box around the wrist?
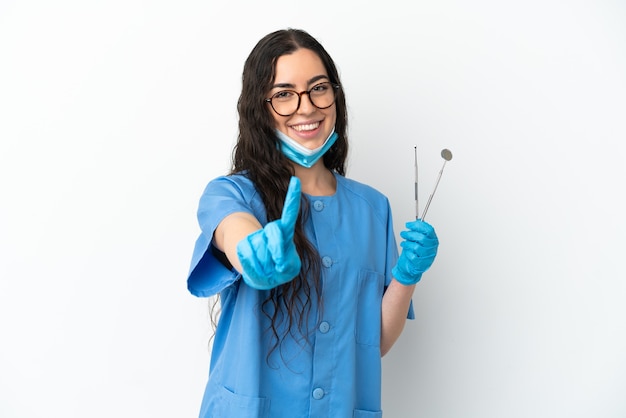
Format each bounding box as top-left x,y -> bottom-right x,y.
391,266 -> 422,286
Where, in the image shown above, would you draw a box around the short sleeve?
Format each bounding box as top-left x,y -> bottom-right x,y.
187,175 -> 265,297
383,199 -> 415,320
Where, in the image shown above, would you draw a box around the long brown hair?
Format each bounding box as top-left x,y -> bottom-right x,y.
230,28 -> 348,357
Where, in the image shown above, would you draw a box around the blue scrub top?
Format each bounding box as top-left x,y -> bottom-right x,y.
187,172 -> 414,418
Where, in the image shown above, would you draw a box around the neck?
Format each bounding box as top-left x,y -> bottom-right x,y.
292,161 -> 336,196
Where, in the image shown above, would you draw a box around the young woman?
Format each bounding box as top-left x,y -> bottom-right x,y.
186,28 -> 439,418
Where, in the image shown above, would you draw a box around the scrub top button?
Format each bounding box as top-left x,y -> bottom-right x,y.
312,388 -> 325,400
322,256 -> 333,268
319,321 -> 330,333
313,200 -> 324,211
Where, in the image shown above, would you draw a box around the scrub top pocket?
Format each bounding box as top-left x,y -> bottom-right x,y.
355,269 -> 385,346
353,408 -> 383,417
202,384 -> 271,418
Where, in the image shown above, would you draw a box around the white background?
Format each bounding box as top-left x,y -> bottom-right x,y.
1,1 -> 625,417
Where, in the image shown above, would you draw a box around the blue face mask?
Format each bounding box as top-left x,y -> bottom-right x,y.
276,128 -> 338,168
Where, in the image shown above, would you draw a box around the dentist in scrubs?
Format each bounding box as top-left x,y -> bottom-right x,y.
187,28 -> 439,418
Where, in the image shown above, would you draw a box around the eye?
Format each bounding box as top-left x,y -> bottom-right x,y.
272,90 -> 296,101
311,82 -> 330,93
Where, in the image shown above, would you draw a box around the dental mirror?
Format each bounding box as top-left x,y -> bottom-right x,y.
420,148 -> 453,221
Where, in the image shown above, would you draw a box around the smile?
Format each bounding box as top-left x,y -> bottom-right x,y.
291,122 -> 320,132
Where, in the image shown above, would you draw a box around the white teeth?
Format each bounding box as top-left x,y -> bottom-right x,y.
292,122 -> 320,132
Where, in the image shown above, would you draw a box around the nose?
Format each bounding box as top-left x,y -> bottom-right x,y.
296,92 -> 315,114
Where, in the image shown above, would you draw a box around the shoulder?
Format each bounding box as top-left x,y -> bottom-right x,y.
337,174 -> 388,202
335,174 -> 391,216
202,172 -> 258,202
198,172 -> 267,221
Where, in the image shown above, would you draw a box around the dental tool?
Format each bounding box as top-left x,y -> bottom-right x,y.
414,146 -> 419,220
420,148 -> 453,221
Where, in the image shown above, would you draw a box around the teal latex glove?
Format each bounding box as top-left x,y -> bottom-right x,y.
236,177 -> 302,290
392,220 -> 439,285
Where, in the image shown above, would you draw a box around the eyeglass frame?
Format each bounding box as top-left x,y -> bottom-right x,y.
264,82 -> 341,117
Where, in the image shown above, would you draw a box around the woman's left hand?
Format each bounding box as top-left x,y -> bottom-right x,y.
392,220 -> 439,285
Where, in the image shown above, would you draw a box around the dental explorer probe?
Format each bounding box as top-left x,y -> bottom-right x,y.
420,149 -> 453,221
414,146 -> 419,220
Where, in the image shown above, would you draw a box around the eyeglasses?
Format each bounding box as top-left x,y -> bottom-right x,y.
265,82 -> 340,117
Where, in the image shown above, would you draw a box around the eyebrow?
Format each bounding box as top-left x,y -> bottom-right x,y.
271,74 -> 329,89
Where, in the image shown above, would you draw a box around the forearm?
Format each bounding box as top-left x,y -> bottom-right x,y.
213,212 -> 262,274
380,279 -> 416,356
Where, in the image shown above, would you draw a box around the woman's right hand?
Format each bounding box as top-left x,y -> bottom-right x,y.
236,177 -> 302,290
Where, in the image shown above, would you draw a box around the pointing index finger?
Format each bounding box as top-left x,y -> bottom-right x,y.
280,176 -> 301,234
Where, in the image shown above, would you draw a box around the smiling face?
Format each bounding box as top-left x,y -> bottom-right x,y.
268,48 -> 337,151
